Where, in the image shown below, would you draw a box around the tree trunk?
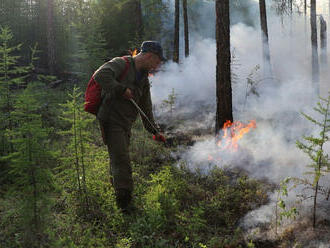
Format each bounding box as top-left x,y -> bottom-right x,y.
320,15 -> 327,66
304,0 -> 307,34
73,100 -> 82,195
311,0 -> 320,95
313,180 -> 319,228
173,0 -> 180,63
135,0 -> 143,40
47,0 -> 56,75
28,138 -> 39,233
289,0 -> 293,39
183,0 -> 189,57
289,0 -> 292,14
215,0 -> 233,135
259,0 -> 273,79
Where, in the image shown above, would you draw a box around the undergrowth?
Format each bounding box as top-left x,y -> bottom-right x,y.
0,84 -> 271,248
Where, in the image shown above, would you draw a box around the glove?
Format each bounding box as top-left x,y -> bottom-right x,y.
153,133 -> 166,143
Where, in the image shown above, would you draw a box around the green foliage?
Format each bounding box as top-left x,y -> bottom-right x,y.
2,82 -> 55,247
141,0 -> 170,41
129,166 -> 181,247
161,88 -> 178,117
247,239 -> 256,248
296,94 -> 330,227
0,27 -> 37,188
274,177 -> 299,235
58,86 -> 95,214
67,0 -> 109,81
0,27 -> 31,154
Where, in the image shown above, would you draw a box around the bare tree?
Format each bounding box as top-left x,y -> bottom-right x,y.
259,0 -> 273,79
215,0 -> 233,135
183,0 -> 189,57
304,0 -> 307,32
320,15 -> 327,66
311,0 -> 319,94
47,0 -> 56,75
173,0 -> 180,63
135,0 -> 143,40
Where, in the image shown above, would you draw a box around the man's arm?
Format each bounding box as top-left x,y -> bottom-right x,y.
93,57 -> 128,99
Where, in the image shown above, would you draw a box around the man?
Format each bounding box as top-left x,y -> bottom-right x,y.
93,41 -> 166,211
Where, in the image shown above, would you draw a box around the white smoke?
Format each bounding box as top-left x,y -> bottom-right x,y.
151,1 -> 330,243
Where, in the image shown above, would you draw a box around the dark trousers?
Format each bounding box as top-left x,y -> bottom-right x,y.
102,122 -> 133,192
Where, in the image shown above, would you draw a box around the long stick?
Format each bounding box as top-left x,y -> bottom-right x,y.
129,99 -> 159,134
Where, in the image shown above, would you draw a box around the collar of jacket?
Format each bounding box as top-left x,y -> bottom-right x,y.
129,56 -> 148,83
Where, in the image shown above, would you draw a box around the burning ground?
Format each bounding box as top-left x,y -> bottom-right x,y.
151,8 -> 330,247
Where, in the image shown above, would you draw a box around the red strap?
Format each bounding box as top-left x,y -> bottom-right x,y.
119,56 -> 130,81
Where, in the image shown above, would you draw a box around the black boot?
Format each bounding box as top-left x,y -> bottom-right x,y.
115,188 -> 132,213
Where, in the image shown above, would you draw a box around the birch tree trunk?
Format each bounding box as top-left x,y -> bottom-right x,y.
183,0 -> 189,57
173,0 -> 180,63
215,0 -> 233,135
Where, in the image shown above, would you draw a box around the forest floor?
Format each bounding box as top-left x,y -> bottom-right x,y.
1,81 -> 329,248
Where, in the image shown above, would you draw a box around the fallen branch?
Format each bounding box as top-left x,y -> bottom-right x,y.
49,80 -> 63,88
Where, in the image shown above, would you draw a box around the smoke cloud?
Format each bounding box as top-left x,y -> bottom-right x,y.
151,1 -> 330,239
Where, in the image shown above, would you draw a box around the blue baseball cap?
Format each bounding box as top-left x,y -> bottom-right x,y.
141,41 -> 166,61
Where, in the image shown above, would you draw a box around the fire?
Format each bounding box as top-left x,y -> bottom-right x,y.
131,49 -> 138,56
217,120 -> 256,151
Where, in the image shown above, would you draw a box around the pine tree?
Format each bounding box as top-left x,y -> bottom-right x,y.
59,86 -> 94,213
215,0 -> 233,134
0,27 -> 30,149
0,27 -> 31,186
47,0 -> 57,75
5,82 -> 55,247
173,0 -> 180,63
311,0 -> 320,95
296,94 -> 330,228
183,0 -> 189,57
68,0 -> 108,81
320,15 -> 327,66
259,0 -> 273,79
162,88 -> 177,117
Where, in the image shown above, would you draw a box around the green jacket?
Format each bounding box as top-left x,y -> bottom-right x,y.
94,56 -> 159,134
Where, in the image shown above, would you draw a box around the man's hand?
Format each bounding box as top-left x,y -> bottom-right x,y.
123,88 -> 133,100
153,133 -> 166,143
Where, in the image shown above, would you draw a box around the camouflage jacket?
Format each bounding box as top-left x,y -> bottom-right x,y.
94,56 -> 158,134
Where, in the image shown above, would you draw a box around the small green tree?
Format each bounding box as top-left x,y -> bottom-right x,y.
59,86 -> 94,213
274,177 -> 298,235
296,94 -> 330,228
5,82 -> 55,247
0,26 -> 30,154
161,88 -> 177,117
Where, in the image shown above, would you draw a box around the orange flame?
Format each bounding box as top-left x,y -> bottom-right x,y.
131,49 -> 138,57
217,120 -> 256,151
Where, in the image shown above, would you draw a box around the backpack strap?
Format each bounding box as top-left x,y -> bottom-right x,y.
119,56 -> 130,81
